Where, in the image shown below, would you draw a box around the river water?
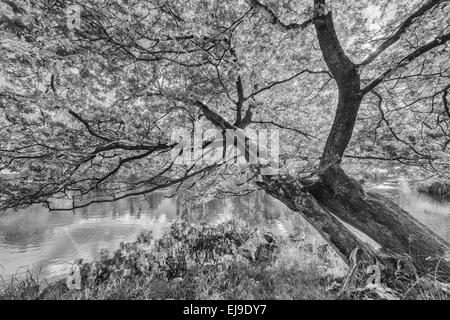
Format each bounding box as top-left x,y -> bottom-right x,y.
0,174 -> 449,282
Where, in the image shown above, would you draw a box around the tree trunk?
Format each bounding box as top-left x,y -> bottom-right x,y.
260,0 -> 450,289
259,170 -> 450,293
257,175 -> 378,266
309,165 -> 450,278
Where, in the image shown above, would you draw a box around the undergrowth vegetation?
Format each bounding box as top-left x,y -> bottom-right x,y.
1,221 -> 449,300
416,181 -> 450,199
0,221 -> 341,300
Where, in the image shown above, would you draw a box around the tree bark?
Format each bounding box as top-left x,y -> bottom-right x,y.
257,175 -> 377,266
310,165 -> 450,277
199,0 -> 450,289
269,0 -> 450,285
313,0 -> 361,168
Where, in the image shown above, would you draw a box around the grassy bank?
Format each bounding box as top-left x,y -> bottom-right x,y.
1,221 -> 448,300
0,221 -> 343,300
417,181 -> 450,199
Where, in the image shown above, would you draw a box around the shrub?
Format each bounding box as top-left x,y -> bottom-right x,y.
1,221 -> 342,300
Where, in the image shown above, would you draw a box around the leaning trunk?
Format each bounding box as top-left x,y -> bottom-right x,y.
257,175 -> 378,266
310,166 -> 450,278
260,0 -> 450,289
259,170 -> 450,293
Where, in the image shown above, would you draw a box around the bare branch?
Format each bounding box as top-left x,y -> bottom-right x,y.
47,164 -> 219,212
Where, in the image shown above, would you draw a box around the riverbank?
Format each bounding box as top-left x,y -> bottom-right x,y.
417,181 -> 450,199
1,221 -> 341,300
2,221 -> 449,300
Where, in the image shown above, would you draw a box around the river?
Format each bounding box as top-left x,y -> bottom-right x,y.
0,173 -> 449,282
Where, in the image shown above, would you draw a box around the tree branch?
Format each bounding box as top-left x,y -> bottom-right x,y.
68,110 -> 112,142
359,0 -> 446,66
246,69 -> 331,101
251,120 -> 314,139
246,0 -> 316,31
235,75 -> 245,126
362,31 -> 450,95
443,88 -> 450,119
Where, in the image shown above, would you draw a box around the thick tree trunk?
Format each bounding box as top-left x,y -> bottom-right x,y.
309,166 -> 450,278
257,176 -> 391,297
313,0 -> 362,169
257,175 -> 378,266
259,170 -> 450,294
261,0 -> 450,289
228,0 -> 450,293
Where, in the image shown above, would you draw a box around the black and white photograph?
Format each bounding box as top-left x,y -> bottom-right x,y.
0,0 -> 449,305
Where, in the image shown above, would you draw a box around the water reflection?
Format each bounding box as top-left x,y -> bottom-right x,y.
371,180 -> 450,241
0,189 -> 317,281
0,176 -> 449,282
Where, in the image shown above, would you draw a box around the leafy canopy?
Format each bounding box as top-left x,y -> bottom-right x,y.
0,0 -> 449,210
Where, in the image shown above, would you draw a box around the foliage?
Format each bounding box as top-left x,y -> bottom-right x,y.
0,221 -> 340,300
416,180 -> 450,199
0,0 -> 449,209
1,220 -> 448,300
1,0 -> 450,300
